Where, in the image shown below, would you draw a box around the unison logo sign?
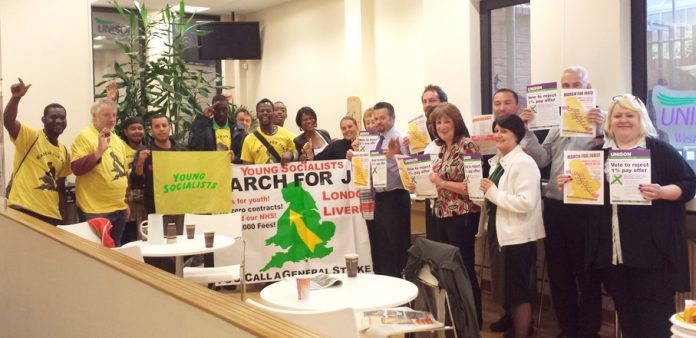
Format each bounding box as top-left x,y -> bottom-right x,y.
653,85 -> 696,148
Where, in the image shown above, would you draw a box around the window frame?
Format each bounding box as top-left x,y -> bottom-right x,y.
479,0 -> 530,115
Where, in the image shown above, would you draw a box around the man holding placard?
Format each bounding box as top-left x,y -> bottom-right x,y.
370,102 -> 411,278
520,66 -> 604,338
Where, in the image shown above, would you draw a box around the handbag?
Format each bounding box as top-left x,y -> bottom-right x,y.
5,136 -> 40,197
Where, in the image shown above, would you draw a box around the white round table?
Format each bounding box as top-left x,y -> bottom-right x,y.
123,235 -> 235,276
260,273 -> 418,312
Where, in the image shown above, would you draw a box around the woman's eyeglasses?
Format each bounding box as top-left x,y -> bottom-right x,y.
612,94 -> 642,104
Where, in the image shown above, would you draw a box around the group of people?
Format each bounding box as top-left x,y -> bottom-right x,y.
4,64 -> 695,338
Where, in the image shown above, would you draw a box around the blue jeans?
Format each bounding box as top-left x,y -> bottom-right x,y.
78,208 -> 128,247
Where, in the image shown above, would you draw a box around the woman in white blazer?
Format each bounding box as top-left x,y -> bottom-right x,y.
477,114 -> 545,338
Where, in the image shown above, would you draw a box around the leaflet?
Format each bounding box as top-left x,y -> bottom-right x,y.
308,273 -> 342,290
370,150 -> 387,189
526,82 -> 560,131
608,149 -> 651,205
362,309 -> 436,326
351,151 -> 371,190
407,114 -> 432,154
563,150 -> 604,205
397,154 -> 436,198
560,89 -> 596,137
471,115 -> 496,155
462,153 -> 484,202
357,131 -> 381,152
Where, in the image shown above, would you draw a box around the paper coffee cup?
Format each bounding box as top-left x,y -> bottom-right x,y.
345,253 -> 359,277
296,276 -> 311,300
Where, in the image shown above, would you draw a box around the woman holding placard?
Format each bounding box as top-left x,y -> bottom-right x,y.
426,102 -> 482,325
477,114 -> 545,338
558,94 -> 696,338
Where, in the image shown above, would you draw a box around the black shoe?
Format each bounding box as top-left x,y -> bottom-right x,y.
502,325 -> 535,338
490,313 -> 512,332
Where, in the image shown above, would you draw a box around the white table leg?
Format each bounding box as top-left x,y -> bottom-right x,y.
175,256 -> 184,277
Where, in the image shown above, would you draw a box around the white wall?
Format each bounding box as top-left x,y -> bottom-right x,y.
530,0 -> 632,108
242,0 -> 348,136
0,0 -> 94,179
239,0 -> 482,137
0,0 -> 634,172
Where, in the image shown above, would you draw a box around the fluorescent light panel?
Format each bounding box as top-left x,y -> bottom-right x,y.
174,5 -> 209,13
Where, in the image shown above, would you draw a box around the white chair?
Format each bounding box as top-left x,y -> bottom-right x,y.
182,213 -> 246,299
411,264 -> 456,338
245,299 -> 361,338
112,246 -> 144,262
57,222 -> 101,244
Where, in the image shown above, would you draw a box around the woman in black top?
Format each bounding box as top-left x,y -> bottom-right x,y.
312,116 -> 359,161
558,94 -> 696,338
294,106 -> 331,161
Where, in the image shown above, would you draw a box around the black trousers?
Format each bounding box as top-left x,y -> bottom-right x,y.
372,189 -> 411,278
602,265 -> 674,338
424,199 -> 438,241
543,198 -> 602,338
433,212 -> 482,327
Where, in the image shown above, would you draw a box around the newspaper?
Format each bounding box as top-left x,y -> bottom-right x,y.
362,309 -> 436,326
308,273 -> 343,290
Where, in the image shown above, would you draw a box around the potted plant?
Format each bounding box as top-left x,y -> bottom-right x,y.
96,0 -> 229,143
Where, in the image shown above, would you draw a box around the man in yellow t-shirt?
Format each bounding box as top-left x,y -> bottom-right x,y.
241,98 -> 296,164
71,98 -> 129,246
3,78 -> 71,225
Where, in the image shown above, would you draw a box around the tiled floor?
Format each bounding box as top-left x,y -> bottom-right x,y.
225,282 -> 618,338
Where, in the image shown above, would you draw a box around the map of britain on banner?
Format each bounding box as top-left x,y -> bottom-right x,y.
231,160 -> 373,283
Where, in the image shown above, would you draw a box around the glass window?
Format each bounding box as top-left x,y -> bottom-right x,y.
645,0 -> 696,172
480,0 -> 531,115
490,3 -> 531,108
91,8 -> 137,96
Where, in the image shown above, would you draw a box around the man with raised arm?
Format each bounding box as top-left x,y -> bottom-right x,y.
3,78 -> 71,225
188,94 -> 247,164
520,66 -> 604,338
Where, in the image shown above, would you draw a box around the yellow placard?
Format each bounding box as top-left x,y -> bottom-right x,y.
153,151 -> 232,214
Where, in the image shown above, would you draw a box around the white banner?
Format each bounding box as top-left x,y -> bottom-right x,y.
231,160 -> 373,283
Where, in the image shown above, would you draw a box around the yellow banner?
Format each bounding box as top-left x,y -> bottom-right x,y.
153,151 -> 231,214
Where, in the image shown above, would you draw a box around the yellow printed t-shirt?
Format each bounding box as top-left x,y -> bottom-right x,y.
213,119 -> 231,150
241,127 -> 296,164
8,123 -> 71,220
72,125 -> 128,213
124,144 -> 137,174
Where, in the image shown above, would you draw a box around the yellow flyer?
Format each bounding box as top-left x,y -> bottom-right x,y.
351,151 -> 371,189
560,89 -> 596,137
563,150 -> 604,205
153,151 -> 232,214
407,114 -> 431,154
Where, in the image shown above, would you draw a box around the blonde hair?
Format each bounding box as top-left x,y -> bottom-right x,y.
604,94 -> 657,140
362,107 -> 374,130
